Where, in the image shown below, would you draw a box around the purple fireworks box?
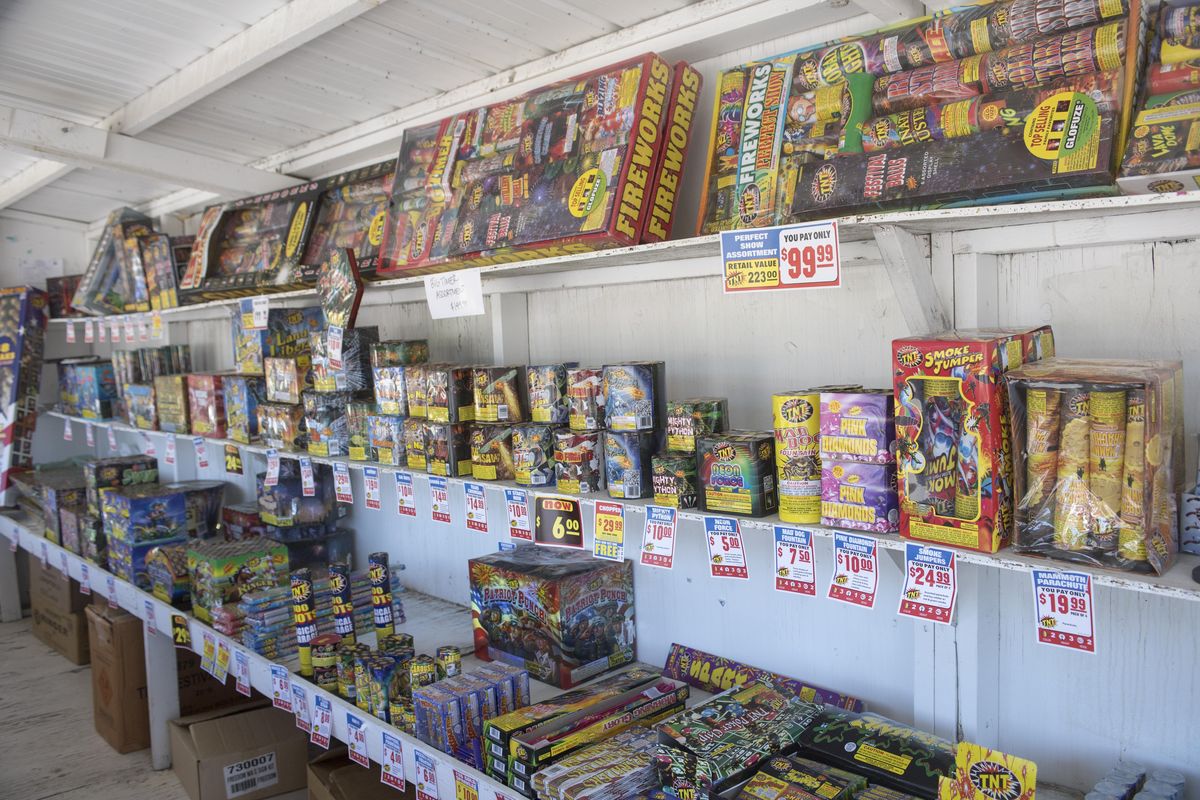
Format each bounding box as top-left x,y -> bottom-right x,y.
821,461 -> 898,533
819,390 -> 894,464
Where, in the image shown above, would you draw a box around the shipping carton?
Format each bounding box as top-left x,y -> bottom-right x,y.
31,598 -> 89,665
308,749 -> 405,800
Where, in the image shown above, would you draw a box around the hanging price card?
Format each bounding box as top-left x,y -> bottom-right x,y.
239,297 -> 268,330
124,316 -> 135,342
429,475 -> 451,524
224,444 -> 243,475
464,482 -> 488,532
899,543 -> 957,624
171,613 -> 191,648
79,562 -> 91,595
827,532 -> 878,608
705,517 -> 749,579
142,432 -> 155,457
453,770 -> 477,800
333,462 -> 353,503
107,575 -> 118,609
40,540 -> 48,567
534,495 -> 583,549
144,599 -> 156,634
265,449 -> 280,486
395,471 -> 416,516
640,506 -> 677,568
234,649 -> 251,696
164,436 -> 176,465
200,631 -> 217,674
1032,570 -> 1096,653
299,457 -> 315,496
721,220 -> 841,293
63,419 -> 73,441
98,320 -> 107,343
194,436 -> 209,468
364,466 -> 382,510
66,320 -> 76,343
270,665 -> 292,711
85,423 -> 95,446
214,641 -> 231,683
83,319 -> 94,343
310,695 -> 332,748
347,714 -> 370,767
774,526 -> 816,596
107,426 -> 118,449
414,750 -> 439,800
137,316 -> 149,341
327,325 -> 344,370
381,732 -> 407,790
505,488 -> 531,541
593,501 -> 625,561
109,319 -> 121,342
151,311 -> 163,339
59,550 -> 70,582
292,683 -> 311,731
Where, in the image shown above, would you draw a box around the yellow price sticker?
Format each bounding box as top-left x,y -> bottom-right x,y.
593,501 -> 626,561
724,259 -> 780,291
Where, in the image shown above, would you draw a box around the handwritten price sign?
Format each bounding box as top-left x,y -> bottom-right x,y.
1032,569 -> 1096,653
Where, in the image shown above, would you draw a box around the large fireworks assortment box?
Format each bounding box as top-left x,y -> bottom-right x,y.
377,55 -> 701,276
59,358 -> 118,420
40,469 -> 86,544
70,207 -> 156,315
187,537 -> 288,623
0,287 -> 48,486
83,456 -> 159,516
469,544 -> 635,689
232,305 -> 325,376
891,326 -> 1054,552
295,160 -> 395,281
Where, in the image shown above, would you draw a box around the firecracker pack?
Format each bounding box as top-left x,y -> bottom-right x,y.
892,326 -> 1054,552
739,755 -> 866,800
224,375 -> 266,443
59,359 -> 118,420
186,373 -> 230,438
187,537 -> 288,623
377,56 -> 701,276
71,207 -> 156,315
0,287 -> 48,484
83,455 -> 158,517
469,544 -> 635,689
153,374 -> 190,433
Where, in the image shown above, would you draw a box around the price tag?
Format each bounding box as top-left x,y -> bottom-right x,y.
327,325 -> 344,370
423,269 -> 485,320
364,466 -> 382,510
224,444 -> 243,475
505,489 -> 531,540
40,540 -> 48,567
171,613 -> 191,648
270,665 -> 292,711
534,495 -> 584,549
164,436 -> 176,465
827,532 -> 878,608
84,423 -> 94,446
899,543 -> 957,624
705,517 -> 749,579
774,526 -> 816,596
59,550 -> 70,581
124,317 -> 135,342
347,714 -> 370,767
7,534 -> 15,553
194,437 -> 209,469
414,750 -> 440,800
66,320 -> 76,343
381,732 -> 407,790
98,320 -> 107,343
292,683 -> 311,731
234,649 -> 252,696
395,471 -> 416,517
721,220 -> 841,293
299,457 -> 316,497
333,462 -> 353,503
593,501 -> 625,561
107,575 -> 118,609
107,426 -> 117,450
151,311 -> 163,339
310,695 -> 332,748
453,770 -> 477,800
265,449 -> 280,486
79,562 -> 91,594
200,631 -> 216,674
137,316 -> 149,341
63,419 -> 73,442
464,483 -> 488,532
142,432 -> 155,457
109,319 -> 121,342
239,297 -> 269,330
214,641 -> 231,683
83,320 -> 94,343
429,475 -> 450,524
1032,570 -> 1096,653
144,599 -> 156,634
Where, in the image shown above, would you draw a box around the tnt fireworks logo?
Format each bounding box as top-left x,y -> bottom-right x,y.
895,344 -> 921,368
779,397 -> 814,424
811,164 -> 837,203
968,762 -> 1023,800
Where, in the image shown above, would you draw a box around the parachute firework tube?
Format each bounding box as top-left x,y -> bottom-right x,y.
436,645 -> 462,679
1088,389 -> 1126,550
566,368 -> 605,431
980,21 -> 1124,92
369,552 -> 394,638
1162,4 -> 1200,39
368,655 -> 398,722
1148,60 -> 1200,97
291,568 -> 317,679
1024,388 -> 1062,517
920,379 -> 961,516
773,390 -> 823,524
872,58 -> 984,116
312,633 -> 342,693
329,561 -> 355,643
1053,390 -> 1092,551
1118,389 -> 1147,562
338,642 -> 371,702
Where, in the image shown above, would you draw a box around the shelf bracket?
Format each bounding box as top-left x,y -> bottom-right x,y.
874,225 -> 950,334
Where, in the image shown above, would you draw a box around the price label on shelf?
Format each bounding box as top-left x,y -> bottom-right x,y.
464,482 -> 488,532
395,471 -> 416,517
171,613 -> 191,648
164,436 -> 176,465
83,319 -> 94,343
107,426 -> 117,450
270,665 -> 292,711
79,563 -> 91,594
413,750 -> 439,800
239,297 -> 269,330
721,220 -> 841,293
1032,570 -> 1096,653
327,325 -> 344,370
640,506 -> 677,569
194,437 -> 209,469
144,599 -> 156,634
109,319 -> 121,342
534,495 -> 583,549
200,631 -> 217,674
214,641 -> 231,683
310,695 -> 332,749
98,320 -> 107,343
429,476 -> 450,524
774,526 -> 816,596
593,501 -> 625,561
66,320 -> 76,343
505,489 -> 531,541
107,575 -> 117,609
265,449 -> 280,487
453,770 -> 477,800
40,540 -> 48,567
291,684 -> 311,731
898,543 -> 957,624
381,732 -> 407,790
151,312 -> 163,340
142,432 -> 155,457
299,457 -> 316,497
63,419 -> 73,442
123,317 -> 135,342
364,466 -> 382,510
85,423 -> 94,446
827,532 -> 878,608
333,462 -> 353,503
705,517 -> 749,579
234,649 -> 252,696
137,316 -> 149,341
58,551 -> 69,581
347,714 -> 370,768
224,444 -> 243,475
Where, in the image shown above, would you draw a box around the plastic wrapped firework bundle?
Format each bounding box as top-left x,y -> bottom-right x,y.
513,423 -> 557,487
1007,358 -> 1183,574
471,425 -> 515,481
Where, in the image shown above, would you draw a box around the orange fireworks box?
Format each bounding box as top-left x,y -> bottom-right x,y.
469,544 -> 635,689
891,326 -> 1054,552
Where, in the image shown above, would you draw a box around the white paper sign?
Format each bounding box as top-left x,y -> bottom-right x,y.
83,320 -> 94,343
107,426 -> 118,449
774,526 -> 816,596
234,650 -> 252,696
270,665 -> 292,711
347,714 -> 370,767
505,488 -> 531,541
291,684 -> 311,730
327,325 -> 344,370
381,732 -> 407,790
164,436 -> 176,465
395,471 -> 416,517
107,574 -> 118,609
333,462 -> 353,503
85,423 -> 95,446
214,641 -> 231,683
464,482 -> 488,532
79,562 -> 91,594
423,268 -> 485,319
364,466 -> 382,510
63,419 -> 73,442
299,457 -> 315,497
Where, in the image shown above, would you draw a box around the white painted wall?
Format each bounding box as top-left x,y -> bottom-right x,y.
0,215 -> 89,286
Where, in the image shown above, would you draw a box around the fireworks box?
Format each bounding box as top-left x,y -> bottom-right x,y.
224,375 -> 265,443
110,534 -> 187,590
0,287 -> 48,485
265,357 -> 304,404
310,326 -> 378,394
819,390 -> 895,464
294,160 -> 395,281
59,359 -> 118,420
665,398 -> 728,455
256,460 -> 336,527
427,422 -> 472,477
697,431 -> 779,517
222,503 -> 265,541
604,430 -> 655,499
71,207 -> 155,315
83,455 -> 159,517
169,480 -> 227,538
892,326 -> 1054,552
603,362 -> 666,432
821,461 -> 899,533
138,233 -> 180,310
187,373 -> 231,438
188,537 -> 288,623
404,418 -> 428,470
427,365 -> 475,423
154,374 -> 190,433
41,470 -> 87,544
346,401 -> 373,461
100,484 -> 189,544
377,54 -> 700,277
368,414 -> 405,466
232,305 -> 325,376
469,544 -> 635,689
303,391 -> 351,457
1118,98 -> 1200,192
46,274 -> 83,318
124,384 -> 157,430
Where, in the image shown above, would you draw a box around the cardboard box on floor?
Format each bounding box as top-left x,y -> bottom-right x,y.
30,554 -> 89,613
31,591 -> 89,665
309,748 -> 414,800
170,702 -> 308,800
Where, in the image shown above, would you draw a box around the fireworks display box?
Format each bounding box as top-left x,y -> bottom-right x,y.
138,233 -> 181,311
376,54 -> 701,277
697,431 -> 779,517
124,384 -> 157,430
83,455 -> 159,517
110,534 -> 187,591
232,305 -> 325,376
295,160 -> 395,282
100,484 -> 190,545
0,287 -> 48,485
257,402 -> 306,451
154,374 -> 190,433
59,359 -> 117,420
310,326 -> 378,393
187,373 -> 232,438
41,469 -> 87,544
1118,98 -> 1200,192
71,207 -> 155,315
892,326 -> 1054,552
46,274 -> 83,318
223,375 -> 266,443
469,544 -> 635,689
187,538 -> 288,623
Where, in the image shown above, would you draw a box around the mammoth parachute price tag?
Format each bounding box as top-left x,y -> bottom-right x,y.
705,517 -> 749,579
1032,569 -> 1096,653
721,220 -> 840,293
534,495 -> 584,549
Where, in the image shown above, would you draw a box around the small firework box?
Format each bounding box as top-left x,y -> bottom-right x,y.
469,544 -> 636,689
371,339 -> 430,367
413,682 -> 474,766
147,543 -> 189,607
223,375 -> 266,443
151,374 -> 188,432
186,373 -> 230,438
310,326 -> 378,393
257,402 -> 306,450
138,233 -> 180,311
303,391 -> 351,457
474,366 -> 528,423
256,461 -> 336,527
427,422 -> 472,477
892,326 -> 1054,552
1006,358 -> 1183,574
427,364 -> 475,423
71,207 -> 155,315
187,537 -> 288,623
0,287 -> 47,485
231,305 -> 325,376
265,356 -> 304,404
741,756 -> 863,800
373,366 -> 407,415
222,502 -> 265,541
83,455 -> 158,517
59,359 -> 117,420
527,364 -> 574,425
173,479 -> 229,541
697,431 -> 779,517
45,275 -> 83,318
652,453 -> 700,509
472,424 -> 515,481
347,400 -> 374,461
603,362 -> 666,431
59,506 -> 90,555
819,390 -> 895,464
295,160 -> 395,281
110,534 -> 187,590
368,414 -> 405,466
513,423 -> 557,487
376,55 -> 700,277
404,417 -> 428,470
100,484 -> 189,545
821,461 -> 899,533
41,470 -> 86,544
124,384 -> 157,430
604,430 -> 655,499
665,398 -> 728,454
406,364 -> 428,417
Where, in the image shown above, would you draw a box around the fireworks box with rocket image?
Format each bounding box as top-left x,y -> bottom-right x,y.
0,287 -> 48,489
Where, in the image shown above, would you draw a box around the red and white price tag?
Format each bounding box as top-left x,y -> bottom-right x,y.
144,599 -> 156,634
123,317 -> 135,342
66,321 -> 76,343
364,466 -> 382,510
234,649 -> 251,696
464,482 -> 488,532
291,683 -> 311,731
347,714 -> 370,768
83,320 -> 94,343
429,475 -> 450,524
827,532 -> 878,608
299,457 -> 315,497
721,219 -> 841,293
505,488 -> 530,541
270,664 -> 292,711
333,462 -> 353,504
79,562 -> 91,594
327,325 -> 344,370
193,436 -> 209,469
413,750 -> 439,800
164,436 -> 176,465
705,517 -> 749,579
107,426 -> 117,449
109,319 -> 121,342
85,423 -> 95,446
640,506 -> 677,569
58,550 -> 69,581
265,449 -> 281,486
774,525 -> 816,596
106,574 -> 118,609
213,641 -> 231,683
395,470 -> 416,516
381,732 -> 407,791
142,432 -> 155,457
899,543 -> 957,624
452,770 -> 477,800
1032,569 -> 1096,653
98,320 -> 107,343
593,501 -> 625,561
311,695 -> 333,748
137,316 -> 149,341
63,419 -> 73,442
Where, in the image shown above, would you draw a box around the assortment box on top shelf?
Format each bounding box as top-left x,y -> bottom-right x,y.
296,160 -> 395,281
70,207 -> 155,316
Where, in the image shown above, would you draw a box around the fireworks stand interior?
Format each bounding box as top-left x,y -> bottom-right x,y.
1,1 -> 1199,800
